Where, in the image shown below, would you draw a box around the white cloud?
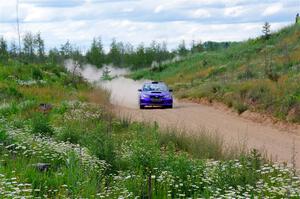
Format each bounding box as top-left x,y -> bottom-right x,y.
122,8 -> 134,13
189,9 -> 211,18
154,5 -> 164,13
0,0 -> 296,50
262,3 -> 283,16
224,6 -> 246,17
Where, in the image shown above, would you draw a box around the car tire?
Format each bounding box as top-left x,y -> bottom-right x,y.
166,105 -> 173,109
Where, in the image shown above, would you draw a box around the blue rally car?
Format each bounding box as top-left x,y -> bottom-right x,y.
138,82 -> 173,109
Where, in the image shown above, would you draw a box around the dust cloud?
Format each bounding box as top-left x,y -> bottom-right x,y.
64,59 -> 149,108
100,77 -> 148,108
64,59 -> 129,81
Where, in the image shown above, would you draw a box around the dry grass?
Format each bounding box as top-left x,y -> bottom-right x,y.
78,87 -> 111,106
19,85 -> 71,102
159,126 -> 248,160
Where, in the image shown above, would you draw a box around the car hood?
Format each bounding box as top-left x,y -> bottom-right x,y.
141,91 -> 171,97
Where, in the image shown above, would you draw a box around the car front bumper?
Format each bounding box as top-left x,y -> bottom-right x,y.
140,98 -> 173,106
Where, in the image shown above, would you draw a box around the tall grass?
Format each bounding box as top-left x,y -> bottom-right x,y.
159,127 -> 246,160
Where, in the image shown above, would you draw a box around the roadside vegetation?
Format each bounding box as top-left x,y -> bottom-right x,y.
1,24 -> 300,197
0,58 -> 299,198
131,24 -> 300,123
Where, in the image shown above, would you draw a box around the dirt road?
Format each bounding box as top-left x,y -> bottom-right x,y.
74,64 -> 300,168
115,100 -> 300,168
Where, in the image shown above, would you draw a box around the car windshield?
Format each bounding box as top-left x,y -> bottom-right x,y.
143,83 -> 168,91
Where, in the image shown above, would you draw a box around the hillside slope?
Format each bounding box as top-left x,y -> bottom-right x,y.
131,24 -> 300,123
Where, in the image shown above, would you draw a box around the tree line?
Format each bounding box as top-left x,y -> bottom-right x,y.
0,32 -> 235,69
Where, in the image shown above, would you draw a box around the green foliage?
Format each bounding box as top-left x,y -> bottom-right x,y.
130,126 -> 160,173
58,125 -> 81,144
88,125 -> 116,170
177,40 -> 189,56
262,22 -> 271,40
0,29 -> 300,198
0,37 -> 9,63
86,37 -> 105,67
0,102 -> 19,117
237,67 -> 256,80
131,24 -> 300,123
0,86 -> 23,101
31,113 -> 54,136
233,102 -> 248,114
32,67 -> 43,80
159,128 -> 231,160
0,129 -> 8,143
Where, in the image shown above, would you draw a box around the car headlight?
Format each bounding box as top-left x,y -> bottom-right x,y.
141,93 -> 149,98
164,94 -> 172,98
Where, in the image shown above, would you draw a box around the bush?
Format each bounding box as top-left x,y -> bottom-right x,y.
31,113 -> 54,136
58,125 -> 81,144
87,125 -> 116,170
0,87 -> 23,101
0,102 -> 19,116
237,67 -> 256,80
32,67 -> 43,80
130,131 -> 160,173
53,101 -> 69,114
18,100 -> 36,112
233,102 -> 248,114
0,129 -> 8,143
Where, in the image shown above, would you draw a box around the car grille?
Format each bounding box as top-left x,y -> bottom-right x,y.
150,96 -> 162,99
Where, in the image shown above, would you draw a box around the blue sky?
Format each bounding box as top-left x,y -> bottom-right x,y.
0,0 -> 299,51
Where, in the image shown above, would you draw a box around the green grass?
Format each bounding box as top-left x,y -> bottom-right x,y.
130,24 -> 300,123
0,60 -> 299,198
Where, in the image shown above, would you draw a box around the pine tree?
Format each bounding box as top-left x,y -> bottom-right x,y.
0,37 -> 8,63
23,32 -> 35,61
108,39 -> 121,66
34,32 -> 45,62
60,41 -> 73,58
86,37 -> 105,67
10,41 -> 18,58
262,22 -> 271,40
48,48 -> 61,64
191,40 -> 204,53
178,40 -> 188,56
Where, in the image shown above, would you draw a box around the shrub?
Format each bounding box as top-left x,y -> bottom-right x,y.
0,86 -> 23,101
237,67 -> 256,80
0,102 -> 19,116
32,67 -> 43,80
233,102 -> 248,114
18,100 -> 36,112
266,70 -> 280,82
130,132 -> 160,174
58,125 -> 81,144
31,113 -> 54,136
87,125 -> 116,170
53,101 -> 69,114
0,129 -> 8,143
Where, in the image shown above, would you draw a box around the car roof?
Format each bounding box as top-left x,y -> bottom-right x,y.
144,81 -> 166,85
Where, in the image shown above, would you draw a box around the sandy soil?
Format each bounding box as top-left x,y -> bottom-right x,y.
114,100 -> 300,168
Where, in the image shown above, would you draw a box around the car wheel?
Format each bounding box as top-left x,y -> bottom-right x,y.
165,105 -> 173,109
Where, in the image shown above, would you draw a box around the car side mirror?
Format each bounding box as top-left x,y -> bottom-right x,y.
169,89 -> 173,92
138,89 -> 142,92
